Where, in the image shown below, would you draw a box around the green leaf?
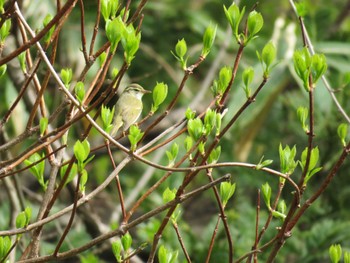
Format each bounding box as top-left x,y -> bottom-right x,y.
329,244 -> 342,263
201,22 -> 217,57
0,64 -> 7,78
344,251 -> 350,263
74,81 -> 85,104
187,117 -> 204,141
208,146 -> 221,164
185,107 -> 196,120
111,240 -> 122,261
184,136 -> 193,153
79,169 -> 88,193
255,155 -> 273,170
101,105 -> 115,133
0,19 -> 11,43
106,16 -> 125,52
152,82 -> 168,113
259,42 -> 276,77
271,210 -> 286,221
247,11 -> 264,42
175,38 -> 187,59
0,236 -> 11,260
43,14 -> 55,44
60,163 -> 78,186
24,153 -> 46,190
99,51 -> 107,68
121,232 -> 132,251
16,212 -> 26,229
242,67 -> 254,98
165,143 -> 179,167
297,107 -> 309,133
278,200 -> 286,215
158,245 -> 167,263
128,125 -> 144,151
61,68 -> 73,88
337,123 -> 348,147
223,3 -> 245,41
18,52 -> 26,73
279,144 -> 297,175
293,48 -> 311,91
204,109 -> 216,135
163,187 -> 176,203
122,24 -> 141,65
261,182 -> 271,209
74,139 -> 90,167
311,53 -> 327,85
220,182 -> 236,207
39,117 -> 48,136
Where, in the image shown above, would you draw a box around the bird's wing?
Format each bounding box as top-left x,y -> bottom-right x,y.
121,99 -> 143,130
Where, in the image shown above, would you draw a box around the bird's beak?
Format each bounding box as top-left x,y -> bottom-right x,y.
143,89 -> 152,94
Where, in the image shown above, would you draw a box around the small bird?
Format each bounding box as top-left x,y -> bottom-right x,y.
110,83 -> 151,137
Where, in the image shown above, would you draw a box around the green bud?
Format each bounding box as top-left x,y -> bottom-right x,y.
198,141 -> 206,155
247,11 -> 264,42
223,3 -> 245,40
215,113 -> 222,136
166,143 -> 179,167
261,182 -> 271,209
329,244 -> 342,263
112,240 -> 122,261
242,67 -> 254,98
0,236 -> 11,259
279,144 -> 297,175
0,19 -> 11,43
43,14 -> 55,44
344,251 -> 350,263
106,16 -> 125,52
163,187 -> 176,203
278,200 -> 286,215
152,82 -> 168,113
208,146 -> 221,164
60,163 -> 78,186
74,139 -> 90,166
98,51 -> 107,68
0,64 -> 6,78
112,67 -> 119,79
101,0 -> 110,21
128,125 -> 144,151
79,169 -> 88,194
24,153 -> 46,190
293,48 -> 311,91
185,107 -> 196,120
101,105 -> 115,133
16,212 -> 26,229
121,232 -> 132,251
204,109 -> 216,135
39,117 -> 48,136
187,117 -> 204,141
184,136 -> 193,152
201,22 -> 217,58
18,52 -> 26,73
122,24 -> 141,65
258,42 -> 276,77
220,182 -> 236,207
61,68 -> 73,88
75,81 -> 85,104
311,53 -> 327,84
175,38 -> 187,59
337,123 -> 348,147
297,106 -> 309,133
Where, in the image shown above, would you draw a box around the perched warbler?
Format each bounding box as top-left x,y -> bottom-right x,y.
110,83 -> 151,136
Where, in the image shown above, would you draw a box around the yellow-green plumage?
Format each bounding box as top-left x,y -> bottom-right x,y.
110,84 -> 150,136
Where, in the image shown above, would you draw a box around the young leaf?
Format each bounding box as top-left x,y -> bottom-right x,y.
101,105 -> 115,133
201,22 -> 217,58
337,123 -> 348,147
163,187 -> 176,203
39,117 -> 48,136
297,106 -> 309,133
261,182 -> 271,209
187,117 -> 204,141
247,11 -> 264,42
105,16 -> 125,52
122,24 -> 141,65
61,68 -> 73,88
128,125 -> 144,151
151,82 -> 168,113
242,67 -> 254,98
43,14 -> 55,44
0,64 -> 7,78
220,182 -> 236,207
329,244 -> 342,263
75,81 -> 85,104
208,146 -> 221,164
223,3 -> 245,41
121,232 -> 132,251
112,240 -> 122,261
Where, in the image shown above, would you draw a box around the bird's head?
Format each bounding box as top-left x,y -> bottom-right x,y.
123,83 -> 151,99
